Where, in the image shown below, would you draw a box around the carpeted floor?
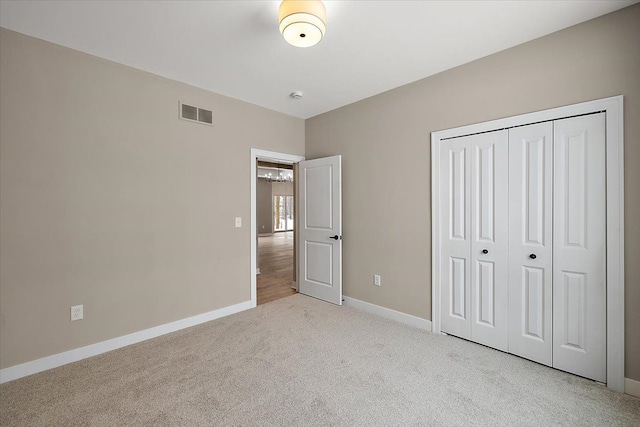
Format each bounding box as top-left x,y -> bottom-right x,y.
1,294 -> 639,426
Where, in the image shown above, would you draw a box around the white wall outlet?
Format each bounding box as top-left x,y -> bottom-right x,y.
235,217 -> 242,228
374,274 -> 381,286
71,304 -> 83,321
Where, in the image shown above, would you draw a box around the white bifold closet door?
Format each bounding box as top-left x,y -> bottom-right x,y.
439,136 -> 471,339
440,130 -> 509,351
471,131 -> 509,351
552,113 -> 606,383
440,113 -> 606,383
508,122 -> 554,366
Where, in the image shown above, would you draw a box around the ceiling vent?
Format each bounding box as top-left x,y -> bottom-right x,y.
179,102 -> 213,126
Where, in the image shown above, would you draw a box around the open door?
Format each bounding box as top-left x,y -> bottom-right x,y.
298,155 -> 342,305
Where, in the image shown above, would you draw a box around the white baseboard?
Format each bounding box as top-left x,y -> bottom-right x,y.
343,296 -> 432,331
0,300 -> 252,384
625,377 -> 640,398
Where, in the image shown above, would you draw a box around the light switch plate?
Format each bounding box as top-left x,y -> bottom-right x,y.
235,217 -> 242,228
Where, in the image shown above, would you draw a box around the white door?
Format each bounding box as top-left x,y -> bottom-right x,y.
508,122 -> 554,366
298,155 -> 342,305
439,136 -> 472,339
553,113 -> 606,382
440,130 -> 508,347
470,131 -> 509,351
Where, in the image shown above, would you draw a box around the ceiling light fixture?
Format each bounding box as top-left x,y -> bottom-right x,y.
279,0 -> 326,48
265,168 -> 293,183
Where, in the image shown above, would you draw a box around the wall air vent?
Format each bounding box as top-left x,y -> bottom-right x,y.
179,102 -> 213,126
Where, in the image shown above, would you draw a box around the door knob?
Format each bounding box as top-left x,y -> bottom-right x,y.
329,235 -> 341,240
529,254 -> 537,259
482,249 -> 488,254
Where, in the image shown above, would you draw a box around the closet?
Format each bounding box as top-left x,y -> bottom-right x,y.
438,112 -> 606,382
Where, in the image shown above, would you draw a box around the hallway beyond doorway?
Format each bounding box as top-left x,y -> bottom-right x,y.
257,231 -> 296,305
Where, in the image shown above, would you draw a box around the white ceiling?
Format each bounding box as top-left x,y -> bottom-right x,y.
0,1 -> 635,119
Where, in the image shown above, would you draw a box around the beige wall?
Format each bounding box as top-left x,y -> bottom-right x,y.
306,4 -> 640,381
0,28 -> 304,369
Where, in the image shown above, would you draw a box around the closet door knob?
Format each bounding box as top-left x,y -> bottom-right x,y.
482,249 -> 488,254
529,254 -> 537,259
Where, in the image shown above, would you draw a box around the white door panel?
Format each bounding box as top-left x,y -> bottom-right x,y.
440,138 -> 471,339
508,122 -> 553,366
470,131 -> 509,351
304,167 -> 333,229
299,156 -> 342,305
553,113 -> 606,382
522,266 -> 545,339
305,241 -> 333,286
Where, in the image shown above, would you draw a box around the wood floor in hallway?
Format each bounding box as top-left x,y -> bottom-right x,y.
257,231 -> 296,305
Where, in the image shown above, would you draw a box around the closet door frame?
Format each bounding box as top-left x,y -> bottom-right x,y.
431,95 -> 624,393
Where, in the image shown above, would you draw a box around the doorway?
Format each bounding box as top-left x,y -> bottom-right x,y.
256,161 -> 295,305
250,149 -> 305,308
274,195 -> 294,232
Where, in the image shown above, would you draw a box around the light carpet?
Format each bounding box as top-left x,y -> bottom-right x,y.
1,294 -> 639,426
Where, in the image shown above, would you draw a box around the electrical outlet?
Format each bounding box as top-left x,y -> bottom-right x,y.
235,217 -> 242,228
71,304 -> 83,321
374,274 -> 381,286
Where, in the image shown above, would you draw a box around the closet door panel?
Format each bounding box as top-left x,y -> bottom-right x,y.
553,113 -> 606,382
440,137 -> 471,339
508,122 -> 553,366
470,130 -> 509,351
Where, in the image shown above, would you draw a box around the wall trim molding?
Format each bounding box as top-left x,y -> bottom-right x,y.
431,95 -> 625,393
343,296 -> 432,331
625,378 -> 640,398
0,300 -> 252,384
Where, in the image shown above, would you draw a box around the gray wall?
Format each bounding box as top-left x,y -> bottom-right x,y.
257,178 -> 273,234
305,5 -> 640,381
256,180 -> 295,235
0,28 -> 305,369
272,182 -> 293,198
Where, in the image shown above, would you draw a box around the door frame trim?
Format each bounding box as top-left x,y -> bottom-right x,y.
431,95 -> 624,392
251,149 -> 304,308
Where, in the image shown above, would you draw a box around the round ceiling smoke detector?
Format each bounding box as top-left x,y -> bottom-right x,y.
290,91 -> 303,100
